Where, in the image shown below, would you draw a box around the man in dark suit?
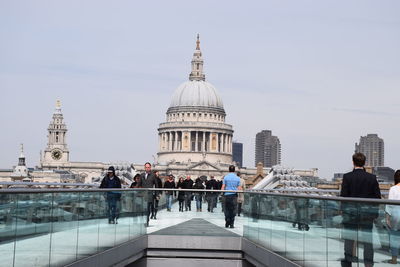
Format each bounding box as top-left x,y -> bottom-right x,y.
139,162 -> 158,226
340,153 -> 381,267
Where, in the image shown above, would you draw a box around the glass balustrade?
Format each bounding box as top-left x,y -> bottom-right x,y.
0,190 -> 146,267
1,188 -> 399,267
243,192 -> 399,267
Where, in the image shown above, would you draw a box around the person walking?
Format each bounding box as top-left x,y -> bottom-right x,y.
130,174 -> 141,188
151,171 -> 163,219
177,176 -> 185,212
340,153 -> 381,267
193,177 -> 205,212
100,166 -> 122,224
236,172 -> 246,217
182,175 -> 194,211
385,170 -> 400,264
164,175 -> 176,211
219,177 -> 225,212
139,162 -> 158,226
206,176 -> 219,212
221,165 -> 242,228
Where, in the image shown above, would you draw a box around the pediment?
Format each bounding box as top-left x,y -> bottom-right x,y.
188,161 -> 221,171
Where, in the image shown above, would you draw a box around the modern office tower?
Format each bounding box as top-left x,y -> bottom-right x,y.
233,142 -> 243,167
355,134 -> 384,167
255,130 -> 281,167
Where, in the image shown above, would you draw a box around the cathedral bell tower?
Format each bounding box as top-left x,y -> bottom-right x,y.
189,34 -> 206,81
41,100 -> 70,167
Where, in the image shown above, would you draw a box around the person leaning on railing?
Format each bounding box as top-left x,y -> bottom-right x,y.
385,170 -> 400,264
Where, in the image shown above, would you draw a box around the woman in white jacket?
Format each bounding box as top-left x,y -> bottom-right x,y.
386,170 -> 400,264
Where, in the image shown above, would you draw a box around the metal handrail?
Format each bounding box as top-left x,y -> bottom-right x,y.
0,181 -> 98,187
0,187 -> 399,205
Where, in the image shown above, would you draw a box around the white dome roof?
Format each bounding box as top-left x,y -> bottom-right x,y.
169,80 -> 224,109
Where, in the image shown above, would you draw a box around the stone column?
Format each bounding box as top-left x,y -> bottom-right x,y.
215,132 -> 219,152
228,135 -> 232,153
160,133 -> 164,151
221,134 -> 226,153
195,131 -> 199,152
164,132 -> 167,151
168,132 -> 172,151
202,132 -> 205,151
186,131 -> 191,151
174,131 -> 178,151
158,133 -> 161,151
178,131 -> 182,151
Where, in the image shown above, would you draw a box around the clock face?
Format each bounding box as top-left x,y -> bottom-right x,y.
51,150 -> 62,160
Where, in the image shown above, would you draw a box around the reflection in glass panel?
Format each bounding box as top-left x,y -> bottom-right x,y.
0,193 -> 17,266
285,196 -> 305,264
303,198 -> 326,266
14,193 -> 53,267
76,192 -> 103,261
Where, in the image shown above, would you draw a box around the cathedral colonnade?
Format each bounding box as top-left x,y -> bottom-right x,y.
159,130 -> 232,154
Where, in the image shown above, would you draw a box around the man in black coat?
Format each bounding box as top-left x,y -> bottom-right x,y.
340,153 -> 381,267
206,176 -> 219,212
139,162 -> 159,226
182,175 -> 194,211
100,166 -> 122,224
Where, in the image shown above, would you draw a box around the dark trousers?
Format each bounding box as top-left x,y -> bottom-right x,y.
106,195 -> 119,222
146,201 -> 153,225
184,192 -> 192,211
151,198 -> 159,217
179,200 -> 184,211
207,194 -> 217,212
224,195 -> 237,226
237,202 -> 242,216
341,222 -> 374,266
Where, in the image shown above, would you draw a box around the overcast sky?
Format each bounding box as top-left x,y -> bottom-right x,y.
1,0 -> 399,179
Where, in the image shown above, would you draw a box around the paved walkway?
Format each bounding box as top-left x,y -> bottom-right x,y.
146,201 -> 244,236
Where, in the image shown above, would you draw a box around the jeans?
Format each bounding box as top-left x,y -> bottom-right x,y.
106,194 -> 119,222
224,195 -> 237,226
390,229 -> 400,257
166,194 -> 173,210
195,194 -> 202,210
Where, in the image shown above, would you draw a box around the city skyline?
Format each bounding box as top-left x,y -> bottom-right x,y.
1,1 -> 399,179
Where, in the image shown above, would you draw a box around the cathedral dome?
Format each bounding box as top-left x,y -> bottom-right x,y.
169,80 -> 224,109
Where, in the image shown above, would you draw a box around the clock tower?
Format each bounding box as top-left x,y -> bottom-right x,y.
41,100 -> 70,167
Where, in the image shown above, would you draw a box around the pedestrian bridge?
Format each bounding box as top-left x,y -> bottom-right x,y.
0,188 -> 398,266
